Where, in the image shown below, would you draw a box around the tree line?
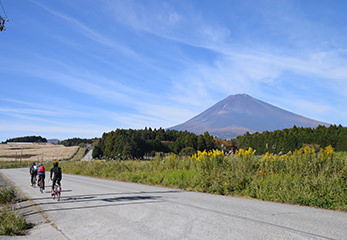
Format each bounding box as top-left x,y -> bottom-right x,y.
60,138 -> 94,147
92,128 -> 217,159
235,125 -> 347,154
2,136 -> 47,143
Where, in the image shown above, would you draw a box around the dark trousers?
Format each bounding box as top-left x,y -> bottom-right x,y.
30,173 -> 37,185
52,178 -> 61,190
38,174 -> 45,189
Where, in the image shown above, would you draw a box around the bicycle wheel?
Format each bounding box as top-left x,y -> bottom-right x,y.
39,180 -> 43,193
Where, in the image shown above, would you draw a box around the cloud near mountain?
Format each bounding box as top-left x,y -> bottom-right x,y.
170,94 -> 330,139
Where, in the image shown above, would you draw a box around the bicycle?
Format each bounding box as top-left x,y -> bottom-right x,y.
30,174 -> 37,187
52,183 -> 61,201
38,176 -> 44,193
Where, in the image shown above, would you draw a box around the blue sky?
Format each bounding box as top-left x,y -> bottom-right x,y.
1,0 -> 347,141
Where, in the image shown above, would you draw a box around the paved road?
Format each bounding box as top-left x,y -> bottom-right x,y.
1,168 -> 346,240
81,148 -> 93,161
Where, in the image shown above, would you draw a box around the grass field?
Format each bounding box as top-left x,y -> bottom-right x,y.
0,144 -> 79,163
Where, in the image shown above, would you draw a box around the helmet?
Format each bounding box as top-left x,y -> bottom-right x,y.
38,163 -> 42,166
53,162 -> 58,167
31,162 -> 35,166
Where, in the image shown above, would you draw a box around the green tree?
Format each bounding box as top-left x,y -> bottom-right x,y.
92,145 -> 103,159
197,135 -> 206,151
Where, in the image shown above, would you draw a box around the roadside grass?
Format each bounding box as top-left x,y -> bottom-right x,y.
0,206 -> 32,236
0,161 -> 29,169
0,186 -> 32,236
61,146 -> 347,211
0,186 -> 16,204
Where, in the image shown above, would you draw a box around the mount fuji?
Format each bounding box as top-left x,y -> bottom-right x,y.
170,94 -> 330,139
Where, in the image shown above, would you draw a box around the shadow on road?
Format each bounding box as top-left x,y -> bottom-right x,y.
20,189 -> 180,202
18,189 -> 181,217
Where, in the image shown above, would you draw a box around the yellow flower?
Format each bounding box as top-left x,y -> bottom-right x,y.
263,152 -> 270,161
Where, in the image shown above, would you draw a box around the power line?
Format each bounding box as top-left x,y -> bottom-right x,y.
0,0 -> 8,20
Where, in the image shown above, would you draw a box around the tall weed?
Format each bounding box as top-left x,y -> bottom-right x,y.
0,186 -> 16,204
0,207 -> 32,236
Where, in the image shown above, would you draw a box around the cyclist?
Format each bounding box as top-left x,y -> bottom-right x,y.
50,161 -> 62,195
37,163 -> 46,190
29,162 -> 37,186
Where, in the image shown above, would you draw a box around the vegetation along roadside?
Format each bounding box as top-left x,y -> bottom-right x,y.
0,181 -> 32,236
62,145 -> 347,211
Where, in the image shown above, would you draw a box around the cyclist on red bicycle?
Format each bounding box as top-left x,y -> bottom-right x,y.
37,163 -> 46,190
50,161 -> 62,195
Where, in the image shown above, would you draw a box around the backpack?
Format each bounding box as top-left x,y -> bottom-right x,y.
38,165 -> 45,174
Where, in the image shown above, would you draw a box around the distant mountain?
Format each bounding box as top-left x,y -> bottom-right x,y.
47,139 -> 60,144
170,94 -> 330,139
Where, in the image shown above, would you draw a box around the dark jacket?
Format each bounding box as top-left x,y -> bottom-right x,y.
30,166 -> 37,175
50,166 -> 62,179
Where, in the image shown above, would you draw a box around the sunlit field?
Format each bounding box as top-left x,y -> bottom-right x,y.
0,143 -> 79,163
62,146 -> 346,211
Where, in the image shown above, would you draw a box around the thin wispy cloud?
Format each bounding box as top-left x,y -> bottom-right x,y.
105,0 -> 347,93
0,99 -> 91,121
0,122 -> 109,138
31,0 -> 140,60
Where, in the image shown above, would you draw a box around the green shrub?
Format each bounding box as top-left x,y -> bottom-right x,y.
0,207 -> 32,236
0,186 -> 16,204
180,147 -> 196,156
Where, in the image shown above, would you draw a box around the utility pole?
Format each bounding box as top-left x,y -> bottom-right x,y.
20,147 -> 22,164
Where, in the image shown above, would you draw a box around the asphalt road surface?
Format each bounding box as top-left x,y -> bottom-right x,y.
81,149 -> 93,161
1,168 -> 346,240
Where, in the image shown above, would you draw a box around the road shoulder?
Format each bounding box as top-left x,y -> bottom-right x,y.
0,171 -> 69,240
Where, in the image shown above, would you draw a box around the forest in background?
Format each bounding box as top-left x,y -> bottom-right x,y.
60,138 -> 94,147
236,125 -> 347,154
92,125 -> 346,160
1,136 -> 47,143
2,125 -> 346,160
93,125 -> 346,160
92,128 -> 217,160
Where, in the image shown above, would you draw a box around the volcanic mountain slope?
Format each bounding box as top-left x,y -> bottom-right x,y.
170,94 -> 330,139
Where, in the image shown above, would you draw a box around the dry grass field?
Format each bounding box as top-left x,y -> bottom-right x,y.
0,143 -> 79,163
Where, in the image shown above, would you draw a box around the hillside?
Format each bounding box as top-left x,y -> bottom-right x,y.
170,94 -> 330,139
